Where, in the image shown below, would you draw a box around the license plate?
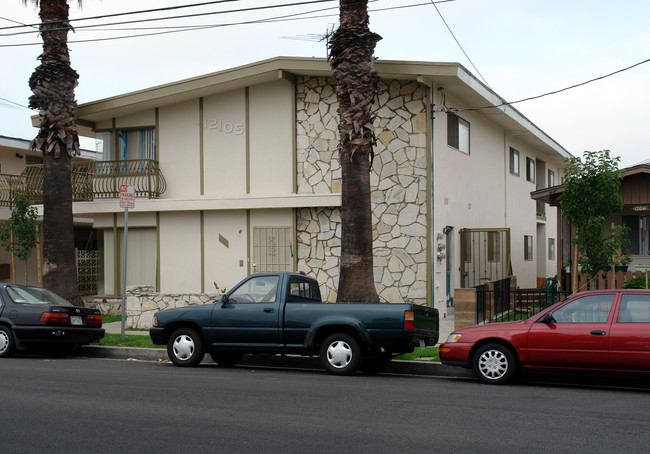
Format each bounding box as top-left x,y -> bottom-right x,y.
70,316 -> 83,326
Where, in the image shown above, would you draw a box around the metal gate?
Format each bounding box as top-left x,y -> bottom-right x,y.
460,228 -> 511,288
252,227 -> 292,272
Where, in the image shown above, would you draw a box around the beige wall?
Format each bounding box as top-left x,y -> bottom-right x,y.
202,89 -> 247,196
159,99 -> 201,198
249,80 -> 294,195
203,210 -> 248,291
159,211 -> 202,292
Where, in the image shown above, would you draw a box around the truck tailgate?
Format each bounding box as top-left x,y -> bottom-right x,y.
413,304 -> 439,345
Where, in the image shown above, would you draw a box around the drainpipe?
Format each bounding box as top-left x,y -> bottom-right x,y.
419,76 -> 436,309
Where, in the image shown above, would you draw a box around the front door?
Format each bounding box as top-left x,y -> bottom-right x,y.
207,274 -> 282,348
527,293 -> 615,369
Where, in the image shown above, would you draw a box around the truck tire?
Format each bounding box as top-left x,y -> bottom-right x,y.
472,343 -> 518,385
168,327 -> 205,367
0,325 -> 15,358
210,351 -> 244,367
320,333 -> 362,375
361,351 -> 392,374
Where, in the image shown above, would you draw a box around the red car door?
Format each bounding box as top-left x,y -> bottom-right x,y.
609,293 -> 650,371
527,293 -> 616,370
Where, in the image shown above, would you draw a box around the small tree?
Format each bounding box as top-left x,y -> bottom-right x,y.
0,193 -> 40,284
558,150 -> 628,283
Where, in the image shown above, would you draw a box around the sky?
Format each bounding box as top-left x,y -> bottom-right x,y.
1,0 -> 649,168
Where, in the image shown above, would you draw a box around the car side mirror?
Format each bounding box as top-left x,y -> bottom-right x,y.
221,294 -> 230,308
539,312 -> 556,324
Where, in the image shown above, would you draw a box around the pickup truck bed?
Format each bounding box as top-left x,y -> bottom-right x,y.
150,272 -> 439,375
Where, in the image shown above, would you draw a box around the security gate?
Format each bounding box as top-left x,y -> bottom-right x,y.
460,228 -> 511,288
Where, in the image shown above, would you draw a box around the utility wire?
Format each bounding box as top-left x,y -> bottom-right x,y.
444,57 -> 650,113
0,0 -> 337,32
430,0 -> 491,89
0,1 -> 441,47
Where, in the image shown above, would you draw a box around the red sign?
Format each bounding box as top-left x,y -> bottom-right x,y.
119,184 -> 135,209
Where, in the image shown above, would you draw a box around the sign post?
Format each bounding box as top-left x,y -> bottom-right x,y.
119,185 -> 135,340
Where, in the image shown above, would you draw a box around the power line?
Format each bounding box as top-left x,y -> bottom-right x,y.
0,0 -> 336,33
430,0 -> 491,89
443,57 -> 650,113
0,1 -> 442,47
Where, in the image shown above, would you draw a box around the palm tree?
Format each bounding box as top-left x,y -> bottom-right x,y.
24,0 -> 81,304
328,0 -> 381,302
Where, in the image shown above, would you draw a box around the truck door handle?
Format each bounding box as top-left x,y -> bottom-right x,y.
264,308 -> 274,313
590,330 -> 606,336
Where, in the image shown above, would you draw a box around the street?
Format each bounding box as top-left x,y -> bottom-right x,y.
1,356 -> 649,454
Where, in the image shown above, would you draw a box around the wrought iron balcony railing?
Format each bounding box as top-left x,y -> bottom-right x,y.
0,159 -> 166,207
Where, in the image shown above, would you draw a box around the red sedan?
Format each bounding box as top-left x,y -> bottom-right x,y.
439,289 -> 650,384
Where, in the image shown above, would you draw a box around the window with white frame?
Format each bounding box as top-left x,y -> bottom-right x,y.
524,235 -> 533,261
548,169 -> 555,187
526,157 -> 535,183
509,148 -> 520,176
447,112 -> 470,154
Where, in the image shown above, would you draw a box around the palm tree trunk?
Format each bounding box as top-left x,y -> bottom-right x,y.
329,0 -> 381,302
27,0 -> 82,304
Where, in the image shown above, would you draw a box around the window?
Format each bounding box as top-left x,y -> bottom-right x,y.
526,157 -> 535,183
548,238 -> 556,261
509,148 -> 520,176
524,235 -> 533,261
288,278 -> 322,302
447,112 -> 470,154
552,294 -> 615,323
617,295 -> 650,323
622,215 -> 649,256
96,128 -> 156,161
548,169 -> 555,187
229,276 -> 279,304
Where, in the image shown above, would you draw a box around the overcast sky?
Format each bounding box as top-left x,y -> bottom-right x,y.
1,0 -> 649,168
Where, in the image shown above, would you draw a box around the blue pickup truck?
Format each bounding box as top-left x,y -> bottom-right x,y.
150,272 -> 439,375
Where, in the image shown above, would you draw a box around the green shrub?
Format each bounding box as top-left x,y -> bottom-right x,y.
624,276 -> 648,289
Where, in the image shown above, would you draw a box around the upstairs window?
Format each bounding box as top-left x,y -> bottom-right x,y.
548,169 -> 555,187
526,157 -> 536,183
509,148 -> 520,176
96,128 -> 156,161
447,112 -> 470,154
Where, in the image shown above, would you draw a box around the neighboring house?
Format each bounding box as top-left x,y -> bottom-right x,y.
532,162 -> 650,279
0,135 -> 100,286
26,57 -> 570,315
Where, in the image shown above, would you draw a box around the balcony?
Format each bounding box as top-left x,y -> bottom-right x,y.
0,159 -> 166,207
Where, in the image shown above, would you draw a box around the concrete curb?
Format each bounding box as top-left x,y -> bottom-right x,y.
79,345 -> 474,378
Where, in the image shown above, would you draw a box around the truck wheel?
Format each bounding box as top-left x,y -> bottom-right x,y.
168,328 -> 205,367
320,333 -> 361,375
361,351 -> 392,374
0,325 -> 15,358
210,351 -> 244,367
472,343 -> 518,385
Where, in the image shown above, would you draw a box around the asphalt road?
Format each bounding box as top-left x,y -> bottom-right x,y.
1,357 -> 649,454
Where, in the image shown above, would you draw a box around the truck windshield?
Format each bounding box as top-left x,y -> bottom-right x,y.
229,276 -> 279,303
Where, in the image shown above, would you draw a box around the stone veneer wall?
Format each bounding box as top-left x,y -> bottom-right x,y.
296,76 -> 429,304
87,286 -> 222,329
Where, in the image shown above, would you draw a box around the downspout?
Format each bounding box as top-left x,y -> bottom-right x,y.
418,76 -> 436,309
